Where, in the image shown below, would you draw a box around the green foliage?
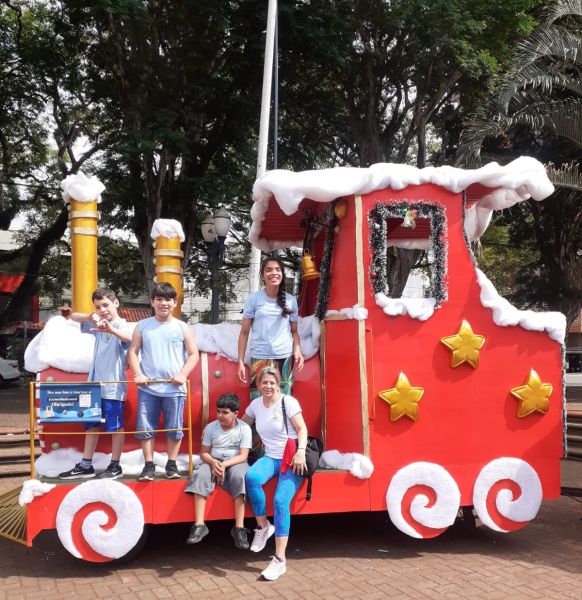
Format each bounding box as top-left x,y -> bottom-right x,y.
457,0 -> 582,326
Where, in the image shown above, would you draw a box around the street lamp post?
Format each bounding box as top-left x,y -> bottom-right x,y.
201,208 -> 231,324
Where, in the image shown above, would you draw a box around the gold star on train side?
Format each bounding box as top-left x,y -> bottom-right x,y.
378,372 -> 424,422
440,320 -> 485,368
511,369 -> 552,418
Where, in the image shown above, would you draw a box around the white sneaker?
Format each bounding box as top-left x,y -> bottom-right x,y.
261,556 -> 287,581
250,523 -> 275,552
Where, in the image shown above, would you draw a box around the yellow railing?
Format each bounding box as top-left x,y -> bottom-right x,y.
29,380 -> 194,479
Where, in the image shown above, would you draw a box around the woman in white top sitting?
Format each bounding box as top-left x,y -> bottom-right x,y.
242,366 -> 308,581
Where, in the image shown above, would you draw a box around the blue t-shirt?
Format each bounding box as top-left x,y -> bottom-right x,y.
243,290 -> 298,359
81,319 -> 130,401
202,418 -> 252,460
138,317 -> 189,396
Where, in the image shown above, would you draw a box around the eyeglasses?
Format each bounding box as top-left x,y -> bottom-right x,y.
261,367 -> 278,375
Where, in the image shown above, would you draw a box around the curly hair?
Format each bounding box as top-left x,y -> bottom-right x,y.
260,257 -> 291,318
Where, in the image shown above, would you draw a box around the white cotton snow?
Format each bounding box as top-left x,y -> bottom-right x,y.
374,294 -> 436,321
250,157 -> 554,250
18,479 -> 56,506
325,305 -> 369,321
35,447 -> 201,478
150,219 -> 186,242
25,315 -> 321,373
61,171 -> 105,204
318,450 -> 374,479
476,269 -> 566,343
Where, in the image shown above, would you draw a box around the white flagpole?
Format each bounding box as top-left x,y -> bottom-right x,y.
249,0 -> 278,293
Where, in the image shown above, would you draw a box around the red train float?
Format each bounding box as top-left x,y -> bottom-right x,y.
6,158 -> 566,562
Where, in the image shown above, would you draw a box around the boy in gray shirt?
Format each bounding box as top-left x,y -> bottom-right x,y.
185,393 -> 252,549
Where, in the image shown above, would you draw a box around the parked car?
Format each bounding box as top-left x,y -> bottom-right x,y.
0,357 -> 21,385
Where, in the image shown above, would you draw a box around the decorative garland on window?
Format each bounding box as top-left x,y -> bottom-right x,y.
314,206 -> 338,320
368,202 -> 448,305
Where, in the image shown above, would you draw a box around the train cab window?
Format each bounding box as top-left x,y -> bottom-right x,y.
369,203 -> 447,305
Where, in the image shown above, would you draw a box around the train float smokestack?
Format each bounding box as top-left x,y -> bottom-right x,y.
151,219 -> 185,318
61,172 -> 105,314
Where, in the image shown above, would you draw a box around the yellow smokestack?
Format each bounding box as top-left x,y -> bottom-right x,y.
151,219 -> 185,318
61,172 -> 105,314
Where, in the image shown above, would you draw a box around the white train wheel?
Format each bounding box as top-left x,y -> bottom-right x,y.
56,480 -> 145,562
386,462 -> 461,539
473,457 -> 542,533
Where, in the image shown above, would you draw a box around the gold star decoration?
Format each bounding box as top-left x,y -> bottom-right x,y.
440,320 -> 485,368
379,372 -> 424,422
510,369 -> 552,418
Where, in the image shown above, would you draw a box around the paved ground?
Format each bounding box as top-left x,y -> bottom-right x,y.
0,382 -> 581,599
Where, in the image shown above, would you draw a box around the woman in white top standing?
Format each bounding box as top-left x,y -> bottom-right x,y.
237,257 -> 304,397
242,366 -> 308,581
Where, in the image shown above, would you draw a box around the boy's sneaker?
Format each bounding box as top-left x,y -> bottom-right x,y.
261,556 -> 287,581
97,463 -> 123,480
231,526 -> 250,550
58,463 -> 95,480
250,523 -> 275,552
138,463 -> 156,481
186,524 -> 209,544
165,460 -> 181,479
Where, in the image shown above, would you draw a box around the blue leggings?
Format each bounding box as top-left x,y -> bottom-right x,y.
245,456 -> 304,537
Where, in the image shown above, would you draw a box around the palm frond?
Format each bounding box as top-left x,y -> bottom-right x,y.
545,0 -> 582,26
546,161 -> 582,192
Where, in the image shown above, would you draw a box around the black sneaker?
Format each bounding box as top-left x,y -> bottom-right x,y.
231,526 -> 250,550
97,463 -> 123,480
165,460 -> 181,479
186,524 -> 209,544
138,462 -> 156,481
58,463 -> 95,480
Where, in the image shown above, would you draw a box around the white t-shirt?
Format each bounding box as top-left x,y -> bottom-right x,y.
245,395 -> 302,459
202,418 -> 252,460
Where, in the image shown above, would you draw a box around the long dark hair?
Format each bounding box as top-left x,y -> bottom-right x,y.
260,257 -> 291,317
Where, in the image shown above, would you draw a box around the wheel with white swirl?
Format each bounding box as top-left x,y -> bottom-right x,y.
56,480 -> 145,562
473,457 -> 542,533
386,462 -> 461,539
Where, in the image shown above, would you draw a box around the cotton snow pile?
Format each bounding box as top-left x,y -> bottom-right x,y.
25,314 -> 321,373
319,450 -> 374,479
18,480 -> 56,506
61,171 -> 105,204
24,316 -> 99,373
250,157 -> 555,250
476,269 -> 566,344
35,447 -> 201,478
374,295 -> 436,321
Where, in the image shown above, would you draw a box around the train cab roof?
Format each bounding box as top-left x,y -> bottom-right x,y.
249,157 -> 554,251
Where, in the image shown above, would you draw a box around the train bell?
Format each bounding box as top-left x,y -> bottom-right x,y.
301,252 -> 320,281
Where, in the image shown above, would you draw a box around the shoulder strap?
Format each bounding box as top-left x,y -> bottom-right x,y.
280,395 -> 289,436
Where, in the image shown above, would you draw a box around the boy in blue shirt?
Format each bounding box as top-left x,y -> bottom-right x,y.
59,288 -> 132,480
128,282 -> 199,481
185,393 -> 252,550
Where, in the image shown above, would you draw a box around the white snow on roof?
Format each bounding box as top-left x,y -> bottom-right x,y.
250,156 -> 554,251
476,269 -> 566,344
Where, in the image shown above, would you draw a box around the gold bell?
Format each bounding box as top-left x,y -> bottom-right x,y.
301,252 -> 320,281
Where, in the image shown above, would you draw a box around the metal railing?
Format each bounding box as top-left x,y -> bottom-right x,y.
29,380 -> 194,479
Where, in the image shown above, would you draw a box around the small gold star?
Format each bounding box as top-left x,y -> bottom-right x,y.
511,369 -> 552,418
440,320 -> 485,368
379,372 -> 424,422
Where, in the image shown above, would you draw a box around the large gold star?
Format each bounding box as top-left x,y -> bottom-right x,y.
511,369 -> 552,418
379,372 -> 424,422
440,320 -> 485,368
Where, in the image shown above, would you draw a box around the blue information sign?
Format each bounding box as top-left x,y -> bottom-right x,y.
39,383 -> 103,423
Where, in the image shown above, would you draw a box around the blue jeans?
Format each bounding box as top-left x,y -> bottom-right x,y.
135,388 -> 185,440
245,456 -> 304,537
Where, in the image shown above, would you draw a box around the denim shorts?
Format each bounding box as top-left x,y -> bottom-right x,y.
135,388 -> 185,440
85,399 -> 124,433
